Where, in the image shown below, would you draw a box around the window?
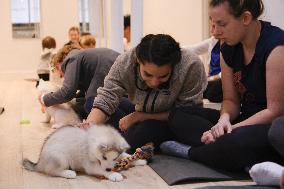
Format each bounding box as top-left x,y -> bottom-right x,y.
78,0 -> 90,33
11,0 -> 40,38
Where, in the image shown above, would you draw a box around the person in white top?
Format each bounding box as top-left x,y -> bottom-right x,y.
188,36 -> 222,102
36,36 -> 56,87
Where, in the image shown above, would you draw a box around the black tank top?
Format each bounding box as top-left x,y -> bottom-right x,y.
221,21 -> 284,118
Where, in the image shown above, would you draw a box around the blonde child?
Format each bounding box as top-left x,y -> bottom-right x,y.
80,35 -> 96,49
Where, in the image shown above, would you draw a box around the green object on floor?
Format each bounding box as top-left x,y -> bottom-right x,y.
20,119 -> 31,125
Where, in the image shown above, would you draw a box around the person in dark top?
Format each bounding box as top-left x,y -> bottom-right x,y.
82,34 -> 207,151
160,0 -> 284,172
203,40 -> 222,103
189,37 -> 222,102
0,107 -> 4,115
123,15 -> 131,51
39,45 -> 120,118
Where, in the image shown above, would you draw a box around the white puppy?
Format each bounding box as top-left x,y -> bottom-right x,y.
23,124 -> 141,182
37,79 -> 81,129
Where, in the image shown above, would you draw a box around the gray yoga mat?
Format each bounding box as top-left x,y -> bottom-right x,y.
149,155 -> 250,185
197,186 -> 278,189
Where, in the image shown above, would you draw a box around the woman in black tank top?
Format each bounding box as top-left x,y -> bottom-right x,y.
160,1 -> 284,185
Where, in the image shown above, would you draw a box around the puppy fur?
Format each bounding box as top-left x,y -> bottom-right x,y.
23,124 -> 135,182
37,79 -> 81,129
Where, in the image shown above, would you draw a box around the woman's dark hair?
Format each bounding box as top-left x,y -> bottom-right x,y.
209,0 -> 264,19
135,34 -> 181,67
124,15 -> 131,29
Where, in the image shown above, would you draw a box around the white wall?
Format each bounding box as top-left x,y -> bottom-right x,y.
262,0 -> 284,30
0,0 -> 79,74
0,0 -> 204,74
41,0 -> 79,48
0,0 -> 39,74
7,0 -> 284,74
143,0 -> 203,47
123,0 -> 131,14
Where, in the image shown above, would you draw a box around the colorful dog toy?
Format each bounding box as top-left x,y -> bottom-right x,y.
41,105 -> 46,113
113,143 -> 154,172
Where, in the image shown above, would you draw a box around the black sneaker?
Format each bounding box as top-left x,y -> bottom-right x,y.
0,107 -> 5,115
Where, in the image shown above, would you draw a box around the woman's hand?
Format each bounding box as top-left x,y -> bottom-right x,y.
201,130 -> 215,144
38,93 -> 45,107
210,113 -> 232,139
119,112 -> 141,131
76,120 -> 91,129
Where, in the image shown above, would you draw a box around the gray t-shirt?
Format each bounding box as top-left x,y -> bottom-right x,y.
43,48 -> 120,107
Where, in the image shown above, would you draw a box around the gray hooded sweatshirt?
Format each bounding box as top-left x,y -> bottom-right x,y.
37,48 -> 56,74
93,48 -> 208,116
43,48 -> 120,107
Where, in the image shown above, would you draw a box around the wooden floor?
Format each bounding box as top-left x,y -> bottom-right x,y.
0,73 -> 255,189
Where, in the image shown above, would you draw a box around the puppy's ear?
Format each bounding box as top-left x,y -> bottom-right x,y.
119,139 -> 130,152
98,143 -> 108,151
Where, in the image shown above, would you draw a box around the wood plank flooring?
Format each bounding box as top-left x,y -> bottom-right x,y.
0,73 -> 254,189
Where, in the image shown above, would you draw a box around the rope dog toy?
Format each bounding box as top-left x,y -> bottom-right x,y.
113,143 -> 154,172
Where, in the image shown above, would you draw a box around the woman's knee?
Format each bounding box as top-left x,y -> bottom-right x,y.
168,107 -> 184,123
269,117 -> 284,141
269,116 -> 284,157
169,106 -> 200,123
169,106 -> 219,126
123,120 -> 172,150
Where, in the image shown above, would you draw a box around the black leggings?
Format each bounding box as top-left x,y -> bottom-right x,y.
168,106 -> 220,146
269,116 -> 284,160
107,98 -> 174,151
169,106 -> 283,171
36,73 -> 50,87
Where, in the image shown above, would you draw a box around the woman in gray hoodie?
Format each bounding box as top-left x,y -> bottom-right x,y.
85,34 -> 207,150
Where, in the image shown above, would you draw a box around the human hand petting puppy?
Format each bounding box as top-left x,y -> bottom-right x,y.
38,93 -> 46,113
77,120 -> 91,129
77,112 -> 140,131
38,93 -> 45,107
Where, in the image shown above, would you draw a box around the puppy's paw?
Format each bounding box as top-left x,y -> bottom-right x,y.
41,119 -> 50,123
119,152 -> 131,159
61,170 -> 76,179
133,159 -> 147,166
107,172 -> 123,182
